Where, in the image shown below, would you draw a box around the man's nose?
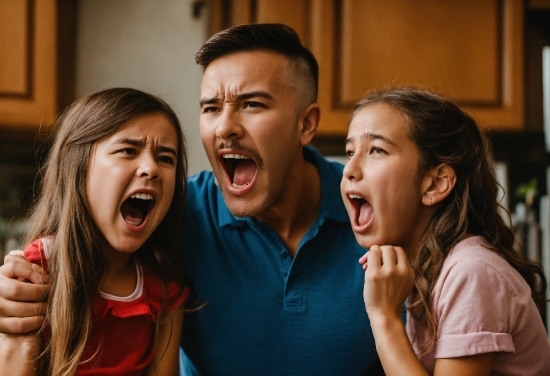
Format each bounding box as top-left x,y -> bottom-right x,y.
215,109 -> 244,140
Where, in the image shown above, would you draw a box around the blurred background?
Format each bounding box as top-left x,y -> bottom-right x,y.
1,0 -> 550,328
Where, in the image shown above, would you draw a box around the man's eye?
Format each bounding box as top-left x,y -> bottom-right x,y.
371,147 -> 385,155
346,150 -> 355,159
201,106 -> 219,114
244,101 -> 265,109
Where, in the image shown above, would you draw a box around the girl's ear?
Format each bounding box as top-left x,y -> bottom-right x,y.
421,164 -> 456,206
299,103 -> 320,146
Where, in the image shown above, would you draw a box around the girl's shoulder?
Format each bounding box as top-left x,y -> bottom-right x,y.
139,262 -> 189,311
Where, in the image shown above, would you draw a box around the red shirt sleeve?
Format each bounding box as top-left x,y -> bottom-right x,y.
23,239 -> 49,272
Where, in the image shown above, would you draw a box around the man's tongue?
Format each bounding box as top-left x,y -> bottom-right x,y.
121,200 -> 145,226
232,159 -> 256,187
357,201 -> 374,226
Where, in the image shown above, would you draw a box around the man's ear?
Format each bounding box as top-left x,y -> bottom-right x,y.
299,103 -> 320,146
421,164 -> 456,206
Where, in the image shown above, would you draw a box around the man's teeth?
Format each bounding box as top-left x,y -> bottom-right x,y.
348,194 -> 363,199
232,182 -> 250,188
131,193 -> 153,200
223,154 -> 249,160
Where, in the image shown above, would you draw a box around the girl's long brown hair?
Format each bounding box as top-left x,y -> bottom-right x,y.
353,86 -> 547,354
23,88 -> 188,375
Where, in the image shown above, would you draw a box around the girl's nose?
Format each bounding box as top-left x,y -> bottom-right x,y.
343,156 -> 361,181
137,153 -> 160,180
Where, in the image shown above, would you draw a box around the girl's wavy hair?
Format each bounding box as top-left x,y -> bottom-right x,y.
353,86 -> 547,354
24,87 -> 188,375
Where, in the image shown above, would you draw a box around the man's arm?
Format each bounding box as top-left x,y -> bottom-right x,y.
0,332 -> 42,376
0,255 -> 48,333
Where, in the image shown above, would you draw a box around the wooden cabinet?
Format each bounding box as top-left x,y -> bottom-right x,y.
0,0 -> 75,138
207,0 -> 525,135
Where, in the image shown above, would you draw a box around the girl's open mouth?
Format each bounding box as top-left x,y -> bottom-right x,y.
348,194 -> 374,229
120,193 -> 155,227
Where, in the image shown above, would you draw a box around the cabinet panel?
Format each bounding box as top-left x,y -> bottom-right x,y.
0,0 -> 74,136
0,0 -> 29,95
207,0 -> 525,135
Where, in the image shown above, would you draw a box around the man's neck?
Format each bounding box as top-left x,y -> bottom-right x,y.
255,158 -> 321,256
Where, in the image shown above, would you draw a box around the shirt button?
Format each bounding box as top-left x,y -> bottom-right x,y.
282,253 -> 288,259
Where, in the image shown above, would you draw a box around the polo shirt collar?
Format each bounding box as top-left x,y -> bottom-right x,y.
217,145 -> 349,227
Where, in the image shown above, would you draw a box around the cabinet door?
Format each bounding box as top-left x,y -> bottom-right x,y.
207,0 -> 525,135
0,0 -> 67,134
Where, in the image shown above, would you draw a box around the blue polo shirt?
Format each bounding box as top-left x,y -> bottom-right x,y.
180,146 -> 381,375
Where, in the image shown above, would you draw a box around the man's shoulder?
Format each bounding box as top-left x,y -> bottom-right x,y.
187,170 -> 216,194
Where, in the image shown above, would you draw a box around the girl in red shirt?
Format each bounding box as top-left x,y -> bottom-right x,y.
1,88 -> 190,375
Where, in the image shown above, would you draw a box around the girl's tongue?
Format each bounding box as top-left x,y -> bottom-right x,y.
120,197 -> 150,226
357,200 -> 374,226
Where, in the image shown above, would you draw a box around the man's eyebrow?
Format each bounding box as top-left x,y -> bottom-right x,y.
114,138 -> 178,156
199,91 -> 274,107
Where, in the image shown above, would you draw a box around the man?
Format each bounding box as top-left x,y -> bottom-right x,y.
0,24 -> 382,375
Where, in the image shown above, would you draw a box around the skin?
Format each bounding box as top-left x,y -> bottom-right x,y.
341,103 -> 495,376
199,51 -> 321,254
0,112 -> 183,375
87,112 -> 177,296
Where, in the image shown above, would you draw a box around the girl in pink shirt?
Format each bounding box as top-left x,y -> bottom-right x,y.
341,86 -> 550,375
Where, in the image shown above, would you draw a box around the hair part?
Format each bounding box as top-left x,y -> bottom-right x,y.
24,87 -> 188,375
195,23 -> 318,110
353,86 -> 548,354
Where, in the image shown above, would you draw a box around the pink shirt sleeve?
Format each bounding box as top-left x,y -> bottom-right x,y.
433,258 -> 516,358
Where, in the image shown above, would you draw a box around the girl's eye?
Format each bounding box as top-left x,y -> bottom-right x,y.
119,148 -> 137,155
345,149 -> 355,159
159,155 -> 176,165
370,147 -> 386,155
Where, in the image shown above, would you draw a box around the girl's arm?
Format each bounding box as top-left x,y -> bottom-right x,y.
362,245 -> 495,376
0,332 -> 42,376
145,307 -> 184,376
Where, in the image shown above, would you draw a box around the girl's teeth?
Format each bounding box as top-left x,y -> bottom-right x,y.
131,193 -> 153,200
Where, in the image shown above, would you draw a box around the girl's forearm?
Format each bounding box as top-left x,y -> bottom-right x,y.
0,333 -> 41,376
369,313 -> 428,376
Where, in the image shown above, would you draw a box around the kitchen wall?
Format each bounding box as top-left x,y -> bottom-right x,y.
0,0 -> 210,260
76,0 -> 210,174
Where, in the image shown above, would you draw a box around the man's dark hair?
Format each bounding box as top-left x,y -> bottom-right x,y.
195,23 -> 318,101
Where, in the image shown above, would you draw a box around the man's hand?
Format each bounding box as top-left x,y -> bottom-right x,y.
0,255 -> 49,334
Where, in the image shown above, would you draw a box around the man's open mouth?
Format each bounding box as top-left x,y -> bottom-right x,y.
222,154 -> 257,188
348,194 -> 373,227
120,193 -> 155,226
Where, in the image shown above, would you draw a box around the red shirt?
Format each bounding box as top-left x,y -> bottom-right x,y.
24,238 -> 188,375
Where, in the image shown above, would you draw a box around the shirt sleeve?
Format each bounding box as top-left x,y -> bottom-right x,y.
165,282 -> 189,312
433,259 -> 516,358
23,239 -> 49,272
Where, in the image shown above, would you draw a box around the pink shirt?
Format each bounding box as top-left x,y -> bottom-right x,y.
406,236 -> 550,375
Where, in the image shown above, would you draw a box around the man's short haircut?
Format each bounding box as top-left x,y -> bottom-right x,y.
195,23 -> 319,103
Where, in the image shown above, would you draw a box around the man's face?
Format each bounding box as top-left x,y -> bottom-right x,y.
199,51 -> 306,218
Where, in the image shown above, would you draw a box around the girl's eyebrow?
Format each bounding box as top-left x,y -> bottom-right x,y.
344,132 -> 396,146
114,137 -> 178,156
